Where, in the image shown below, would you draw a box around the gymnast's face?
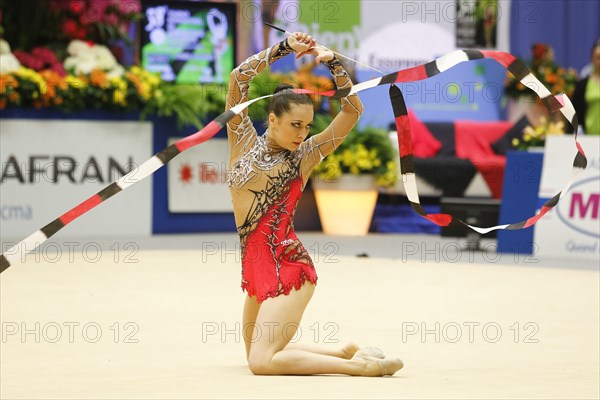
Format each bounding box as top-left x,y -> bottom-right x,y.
268,103 -> 314,151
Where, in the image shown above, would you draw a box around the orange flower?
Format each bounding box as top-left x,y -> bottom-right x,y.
43,86 -> 56,99
126,72 -> 142,91
317,76 -> 334,90
0,74 -> 18,93
90,69 -> 108,88
40,70 -> 68,91
0,99 -> 6,109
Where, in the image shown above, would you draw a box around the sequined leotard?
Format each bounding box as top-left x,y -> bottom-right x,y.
226,42 -> 362,303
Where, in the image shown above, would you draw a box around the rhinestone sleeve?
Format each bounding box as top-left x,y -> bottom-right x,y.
226,42 -> 295,155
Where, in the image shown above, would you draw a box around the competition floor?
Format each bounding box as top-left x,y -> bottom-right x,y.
1,233 -> 598,399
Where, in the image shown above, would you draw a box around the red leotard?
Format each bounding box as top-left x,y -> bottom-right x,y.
226,44 -> 362,303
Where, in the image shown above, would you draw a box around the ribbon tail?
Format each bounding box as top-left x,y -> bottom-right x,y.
0,110 -> 238,273
389,84 -> 454,228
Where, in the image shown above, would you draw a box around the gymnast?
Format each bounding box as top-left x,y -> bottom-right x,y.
225,31 -> 404,376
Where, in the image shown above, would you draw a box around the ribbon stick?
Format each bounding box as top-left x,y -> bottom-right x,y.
0,49 -> 586,273
264,22 -> 385,74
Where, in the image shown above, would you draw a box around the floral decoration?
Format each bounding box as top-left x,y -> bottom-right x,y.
504,43 -> 578,100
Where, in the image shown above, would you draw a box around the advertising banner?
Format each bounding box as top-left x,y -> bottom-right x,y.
535,136 -> 600,260
167,137 -> 232,213
0,119 -> 153,240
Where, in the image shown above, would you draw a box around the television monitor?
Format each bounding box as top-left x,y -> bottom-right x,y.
140,1 -> 236,84
440,197 -> 501,250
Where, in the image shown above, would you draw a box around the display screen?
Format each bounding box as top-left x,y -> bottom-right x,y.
141,1 -> 236,84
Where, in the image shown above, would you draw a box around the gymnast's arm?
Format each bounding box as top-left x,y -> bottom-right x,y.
225,35 -> 309,151
301,55 -> 364,167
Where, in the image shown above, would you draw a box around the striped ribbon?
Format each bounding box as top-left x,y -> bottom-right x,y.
0,49 -> 585,273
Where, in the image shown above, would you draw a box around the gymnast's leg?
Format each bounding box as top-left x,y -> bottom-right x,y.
246,282 -> 403,376
243,294 -> 376,360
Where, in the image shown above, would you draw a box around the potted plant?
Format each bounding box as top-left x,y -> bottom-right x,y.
503,43 -> 578,125
510,116 -> 566,152
309,114 -> 398,236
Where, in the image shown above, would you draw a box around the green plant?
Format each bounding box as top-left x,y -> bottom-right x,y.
143,83 -> 227,128
310,114 -> 398,188
0,65 -> 226,129
511,116 -> 565,150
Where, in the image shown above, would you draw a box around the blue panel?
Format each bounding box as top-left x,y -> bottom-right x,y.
150,115 -> 237,234
510,0 -> 600,72
356,58 -> 506,128
497,151 -> 544,254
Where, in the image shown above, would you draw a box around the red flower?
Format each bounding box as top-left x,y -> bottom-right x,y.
12,50 -> 28,63
70,1 -> 85,15
62,19 -> 78,38
31,47 -> 59,66
532,43 -> 549,61
13,51 -> 44,71
75,27 -> 88,40
78,13 -> 90,26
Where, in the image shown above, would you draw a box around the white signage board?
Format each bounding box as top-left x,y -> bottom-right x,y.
535,136 -> 600,260
0,119 -> 153,240
167,137 -> 233,212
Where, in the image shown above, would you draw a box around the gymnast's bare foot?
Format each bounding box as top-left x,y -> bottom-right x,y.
352,349 -> 404,377
342,342 -> 385,359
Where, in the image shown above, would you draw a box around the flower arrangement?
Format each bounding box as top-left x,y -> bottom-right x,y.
64,40 -> 124,77
0,1 -> 231,128
0,38 -> 227,127
1,0 -> 141,52
310,115 -> 398,188
504,43 -> 578,100
50,0 -> 142,45
511,116 -> 565,150
12,46 -> 67,76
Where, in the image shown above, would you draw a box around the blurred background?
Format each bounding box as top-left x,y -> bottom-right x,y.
1,0 -> 598,262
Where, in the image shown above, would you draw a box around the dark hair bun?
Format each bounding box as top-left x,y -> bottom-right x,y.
265,83 -> 311,124
274,83 -> 294,94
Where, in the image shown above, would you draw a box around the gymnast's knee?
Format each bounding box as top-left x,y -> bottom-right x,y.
247,352 -> 272,375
